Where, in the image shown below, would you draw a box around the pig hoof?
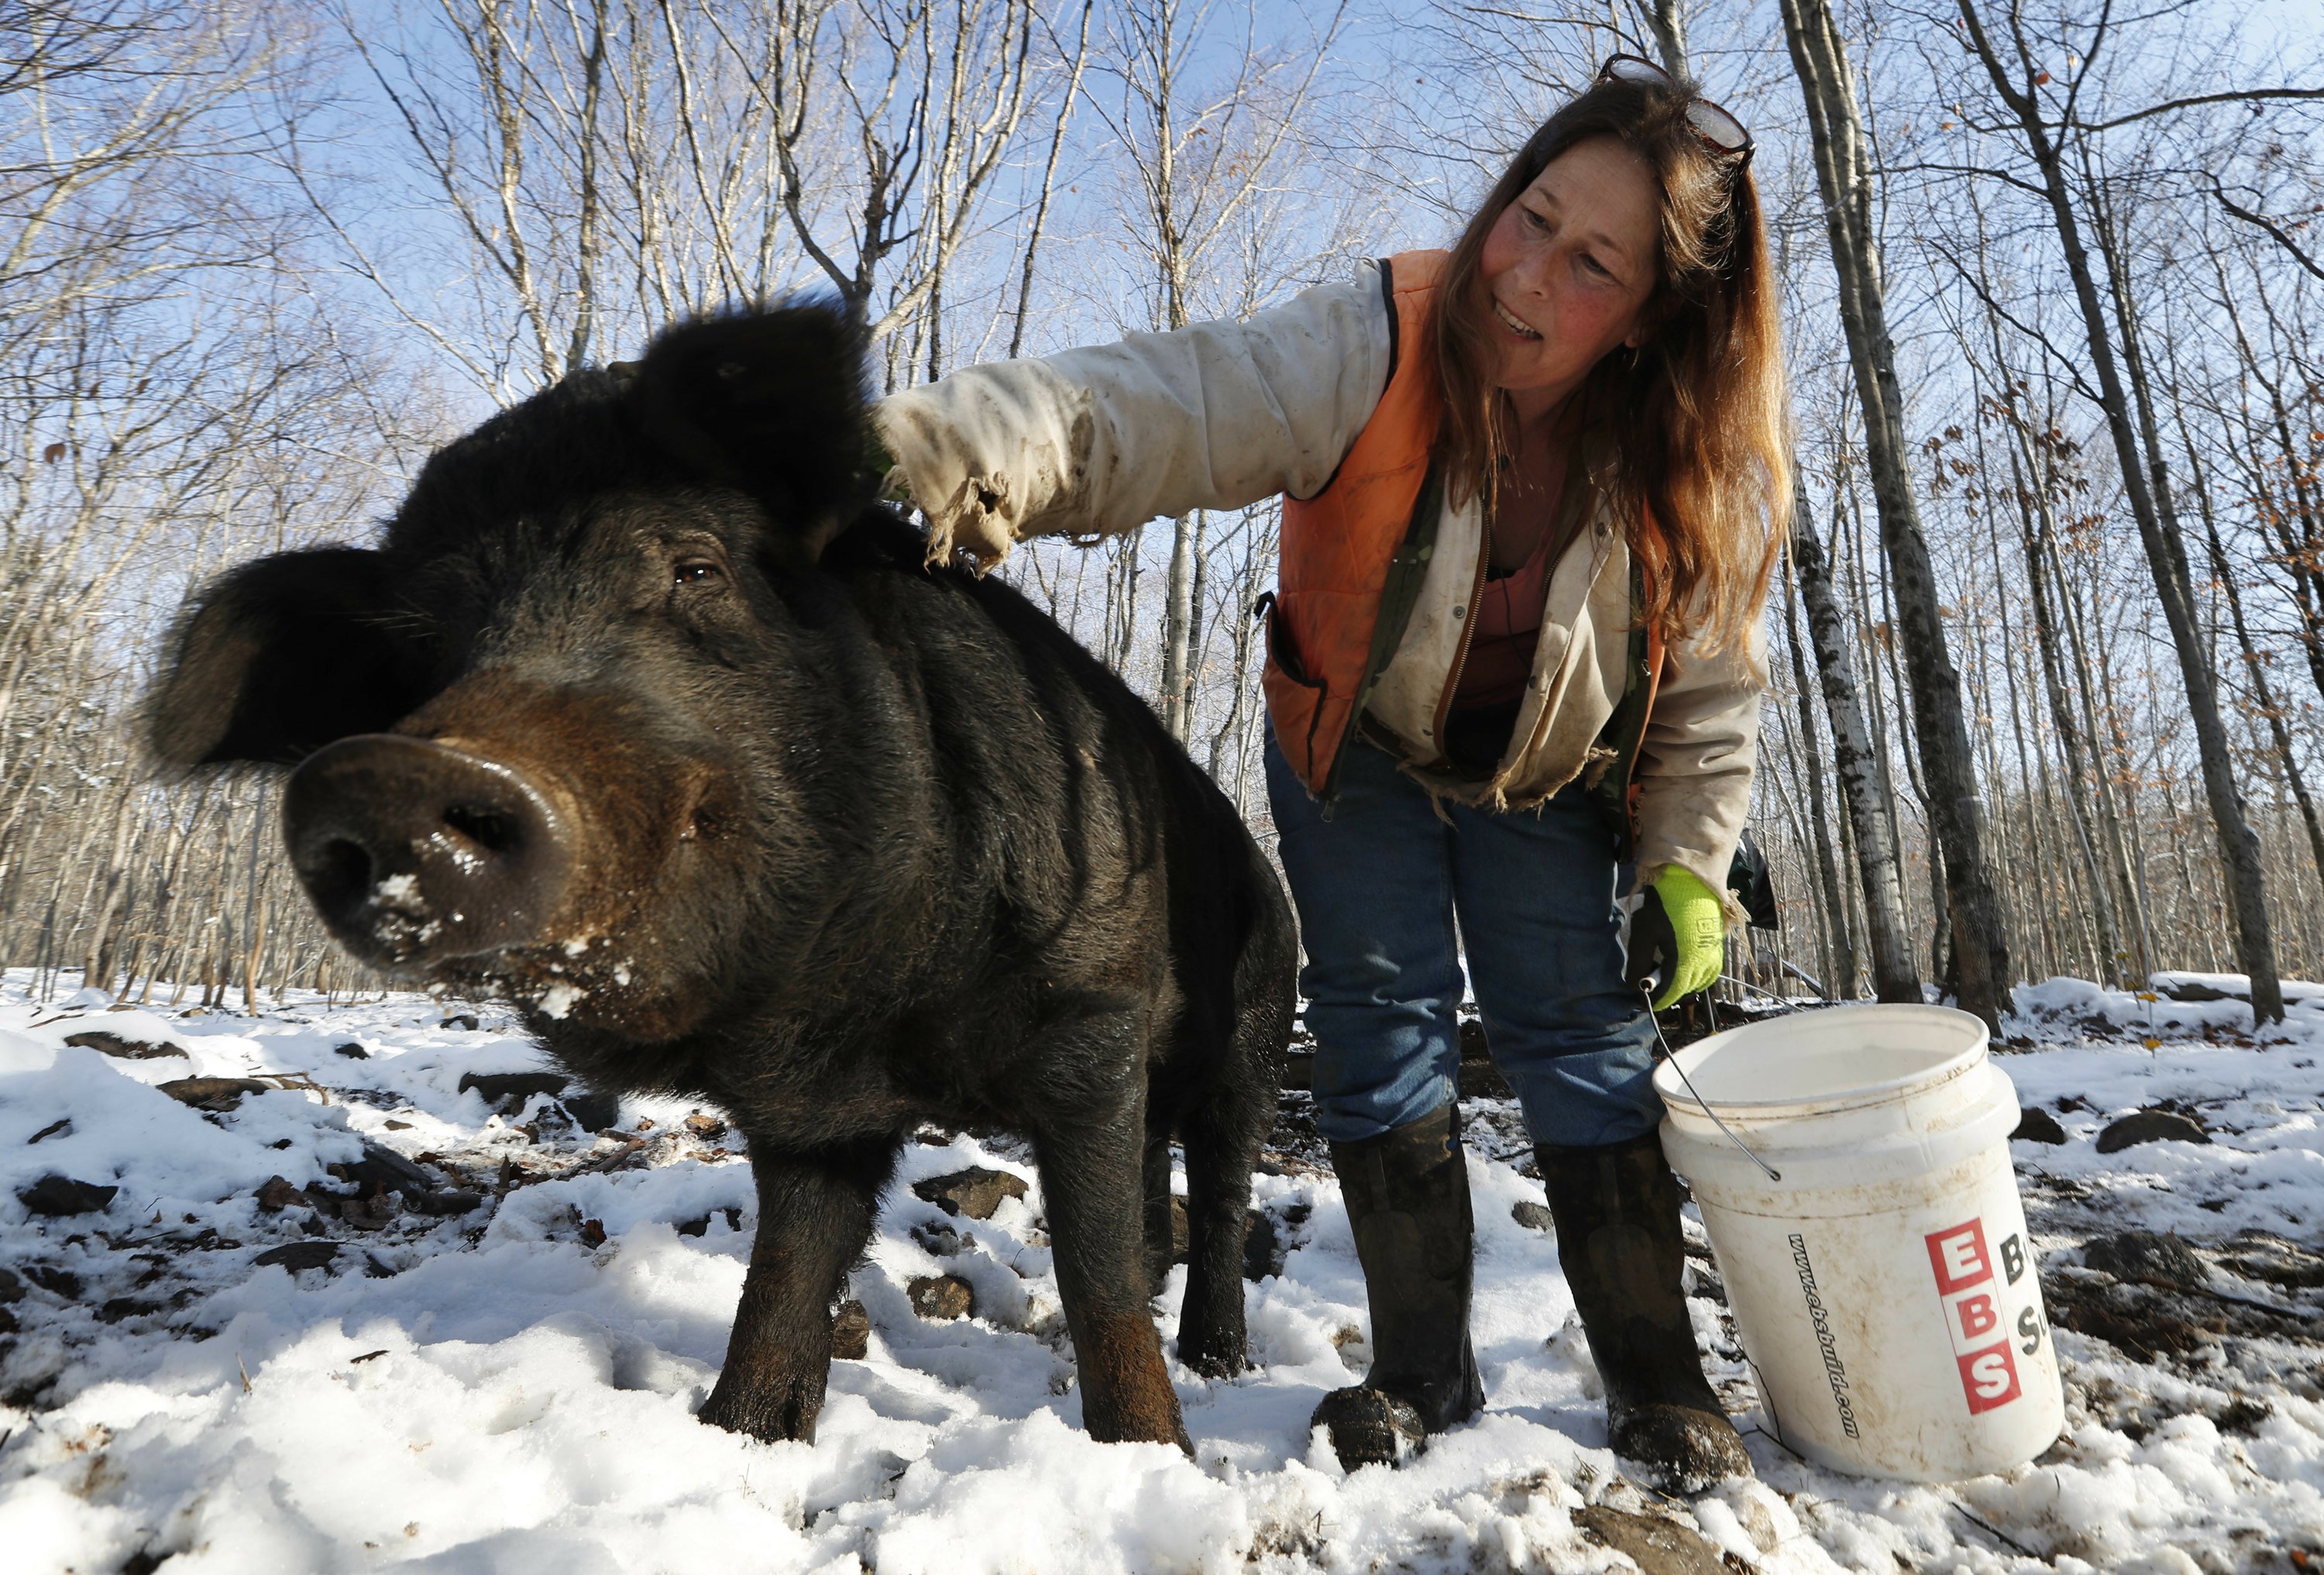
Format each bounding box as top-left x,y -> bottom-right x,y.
697,1377 -> 820,1443
1177,1334 -> 1247,1380
1081,1403 -> 1196,1456
1312,1386 -> 1426,1469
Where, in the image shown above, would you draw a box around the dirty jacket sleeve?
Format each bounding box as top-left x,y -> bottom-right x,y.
871,268 -> 1393,566
1631,623 -> 1767,918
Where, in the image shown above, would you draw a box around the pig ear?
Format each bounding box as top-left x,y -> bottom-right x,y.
147,547 -> 432,769
631,301 -> 871,564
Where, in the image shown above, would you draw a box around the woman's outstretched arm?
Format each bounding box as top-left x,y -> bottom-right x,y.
875,264 -> 1392,567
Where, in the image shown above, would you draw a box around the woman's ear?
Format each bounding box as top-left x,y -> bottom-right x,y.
1624,287 -> 1675,351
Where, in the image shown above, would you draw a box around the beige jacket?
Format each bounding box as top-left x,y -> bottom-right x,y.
874,262 -> 1766,902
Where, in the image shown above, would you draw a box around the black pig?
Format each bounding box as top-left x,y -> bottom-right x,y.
146,304 -> 1295,1452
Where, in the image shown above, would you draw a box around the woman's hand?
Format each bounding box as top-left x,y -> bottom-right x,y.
1646,865 -> 1725,1009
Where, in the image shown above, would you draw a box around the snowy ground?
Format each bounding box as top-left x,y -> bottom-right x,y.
0,970 -> 2318,1574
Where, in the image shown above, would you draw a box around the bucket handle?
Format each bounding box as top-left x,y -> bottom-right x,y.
1644,985 -> 1783,1183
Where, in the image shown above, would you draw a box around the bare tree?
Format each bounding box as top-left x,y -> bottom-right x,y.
1779,0 -> 2013,1026
1090,0 -> 1344,741
311,0 -> 1062,404
1790,487 -> 1922,1001
1954,0 -> 2286,1020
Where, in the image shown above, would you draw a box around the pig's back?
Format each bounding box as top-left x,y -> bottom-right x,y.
821,511 -> 1282,1009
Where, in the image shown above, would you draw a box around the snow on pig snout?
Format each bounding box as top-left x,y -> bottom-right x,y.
283,734 -> 572,968
282,669 -> 731,1015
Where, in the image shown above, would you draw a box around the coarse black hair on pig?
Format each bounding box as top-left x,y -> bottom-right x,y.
143,297 -> 1296,1458
148,299 -> 871,769
624,304 -> 871,560
147,545 -> 433,767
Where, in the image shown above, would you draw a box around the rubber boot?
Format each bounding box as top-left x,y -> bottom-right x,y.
1537,1130 -> 1754,1493
1310,1104 -> 1486,1468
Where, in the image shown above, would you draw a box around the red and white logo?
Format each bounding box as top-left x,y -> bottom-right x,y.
1926,1219 -> 1993,1295
1957,1343 -> 2023,1413
1926,1219 -> 2023,1414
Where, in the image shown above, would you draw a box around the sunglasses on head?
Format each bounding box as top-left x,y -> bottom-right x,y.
1598,53 -> 1754,164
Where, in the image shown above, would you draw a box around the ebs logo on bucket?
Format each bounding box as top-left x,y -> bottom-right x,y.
1924,1219 -> 2028,1415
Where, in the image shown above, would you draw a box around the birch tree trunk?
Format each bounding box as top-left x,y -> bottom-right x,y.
1782,551 -> 1858,996
1113,0 -> 1343,740
1793,493 -> 1920,1001
2007,442 -> 2129,982
1643,0 -> 1689,74
1779,0 -> 2010,1024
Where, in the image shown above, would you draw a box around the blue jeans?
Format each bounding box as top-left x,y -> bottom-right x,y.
1266,730 -> 1662,1148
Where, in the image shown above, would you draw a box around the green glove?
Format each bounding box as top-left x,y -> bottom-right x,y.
1648,864 -> 1725,1009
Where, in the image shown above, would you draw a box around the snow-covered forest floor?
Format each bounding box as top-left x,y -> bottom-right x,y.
0,971 -> 2318,1574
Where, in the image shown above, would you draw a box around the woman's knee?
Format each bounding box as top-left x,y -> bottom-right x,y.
1308,1041 -> 1460,1143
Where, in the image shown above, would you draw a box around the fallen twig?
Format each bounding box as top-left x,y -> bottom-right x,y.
561,1135 -> 656,1179
1951,1503 -> 2035,1558
257,1071 -> 329,1104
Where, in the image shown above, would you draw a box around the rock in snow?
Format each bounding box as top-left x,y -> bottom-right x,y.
330,1140 -> 435,1197
831,1299 -> 872,1360
1511,1198 -> 1557,1231
253,1175 -> 310,1212
909,1166 -> 1029,1220
458,1069 -> 571,1104
456,1069 -> 622,1133
2011,1104 -> 2069,1144
1572,1504 -> 1728,1575
2095,1106 -> 2212,1152
15,1173 -> 118,1216
63,1028 -> 184,1060
906,1274 -> 975,1321
156,1075 -> 270,1111
2084,1229 -> 2210,1288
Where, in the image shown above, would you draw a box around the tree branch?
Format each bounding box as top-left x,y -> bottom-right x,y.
2209,178 -> 2324,284
2083,84 -> 2324,133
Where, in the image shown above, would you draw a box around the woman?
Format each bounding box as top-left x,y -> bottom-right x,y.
872,58 -> 1786,1493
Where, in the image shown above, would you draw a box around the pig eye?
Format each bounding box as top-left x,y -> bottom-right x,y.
672,557 -> 725,587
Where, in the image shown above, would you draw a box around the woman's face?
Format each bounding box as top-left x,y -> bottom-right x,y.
1477,136 -> 1662,404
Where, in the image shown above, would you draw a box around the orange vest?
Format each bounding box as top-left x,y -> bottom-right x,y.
1260,250 -> 1666,822
1262,251 -> 1449,793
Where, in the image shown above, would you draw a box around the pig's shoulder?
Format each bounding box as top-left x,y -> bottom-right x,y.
819,507 -> 1151,710
819,511 -> 1047,639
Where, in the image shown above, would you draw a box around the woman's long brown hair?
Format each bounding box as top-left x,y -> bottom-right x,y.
1433,73 -> 1789,652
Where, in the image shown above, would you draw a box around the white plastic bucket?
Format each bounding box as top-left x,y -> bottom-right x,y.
1654,1004 -> 2064,1482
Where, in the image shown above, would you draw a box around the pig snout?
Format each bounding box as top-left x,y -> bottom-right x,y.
282,735 -> 574,968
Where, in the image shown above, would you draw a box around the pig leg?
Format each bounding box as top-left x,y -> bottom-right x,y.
1140,1121 -> 1177,1295
1175,1081 -> 1264,1378
1178,930 -> 1287,1378
1034,1092 -> 1193,1453
698,1137 -> 894,1443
